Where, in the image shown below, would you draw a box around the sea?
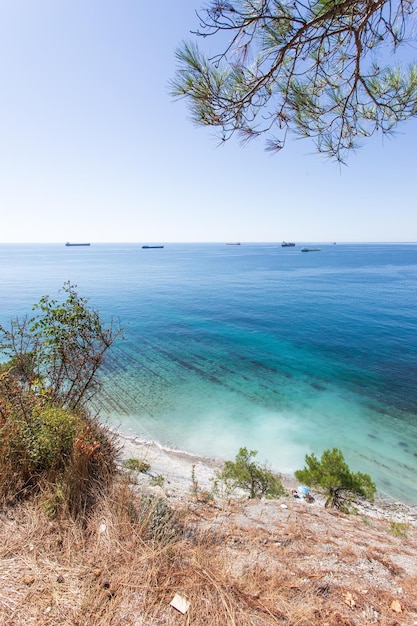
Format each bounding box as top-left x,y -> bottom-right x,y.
1,242 -> 416,504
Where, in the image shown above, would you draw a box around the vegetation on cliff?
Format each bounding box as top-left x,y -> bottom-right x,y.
0,283 -> 121,519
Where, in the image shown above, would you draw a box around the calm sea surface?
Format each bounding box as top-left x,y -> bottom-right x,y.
1,243 -> 416,503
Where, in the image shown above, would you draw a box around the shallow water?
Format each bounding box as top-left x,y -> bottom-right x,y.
1,242 -> 416,503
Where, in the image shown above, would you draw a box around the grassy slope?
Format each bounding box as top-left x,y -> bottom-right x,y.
1,472 -> 416,626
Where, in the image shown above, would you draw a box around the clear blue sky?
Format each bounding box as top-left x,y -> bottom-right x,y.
0,0 -> 416,243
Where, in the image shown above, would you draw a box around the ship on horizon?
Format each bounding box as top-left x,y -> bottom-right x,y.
65,242 -> 91,246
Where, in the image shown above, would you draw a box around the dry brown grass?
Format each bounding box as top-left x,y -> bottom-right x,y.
1,477 -> 417,626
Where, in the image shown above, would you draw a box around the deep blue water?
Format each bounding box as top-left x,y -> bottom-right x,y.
1,242 -> 416,503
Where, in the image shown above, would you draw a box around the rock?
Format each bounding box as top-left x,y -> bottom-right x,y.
343,591 -> 355,608
390,599 -> 402,613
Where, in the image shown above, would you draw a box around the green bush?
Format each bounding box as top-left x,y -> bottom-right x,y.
295,448 -> 376,513
389,521 -> 408,537
0,282 -> 122,411
123,458 -> 151,473
215,447 -> 285,499
149,474 -> 165,488
22,406 -> 79,471
0,286 -> 121,520
0,370 -> 118,518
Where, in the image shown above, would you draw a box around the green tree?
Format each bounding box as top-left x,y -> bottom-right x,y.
295,448 -> 376,512
171,0 -> 417,162
216,447 -> 285,498
0,282 -> 122,411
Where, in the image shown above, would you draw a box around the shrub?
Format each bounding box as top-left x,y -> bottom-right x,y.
389,521 -> 408,537
190,465 -> 214,502
0,369 -> 118,518
21,405 -> 79,471
149,474 -> 165,488
123,458 -> 151,473
63,417 -> 119,519
0,286 -> 121,520
0,373 -> 57,499
215,447 -> 285,499
138,494 -> 177,542
295,448 -> 376,513
0,282 -> 122,411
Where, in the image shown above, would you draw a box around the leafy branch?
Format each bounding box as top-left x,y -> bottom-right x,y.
171,0 -> 417,161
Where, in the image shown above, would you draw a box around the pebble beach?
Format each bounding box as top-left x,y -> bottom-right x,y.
117,433 -> 417,526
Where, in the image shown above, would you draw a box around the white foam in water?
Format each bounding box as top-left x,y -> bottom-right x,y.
102,369 -> 417,503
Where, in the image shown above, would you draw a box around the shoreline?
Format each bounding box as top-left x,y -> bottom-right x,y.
115,431 -> 417,525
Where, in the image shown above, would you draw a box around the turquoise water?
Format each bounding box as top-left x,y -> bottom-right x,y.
1,243 -> 416,503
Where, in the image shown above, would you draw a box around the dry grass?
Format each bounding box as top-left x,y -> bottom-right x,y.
1,477 -> 417,626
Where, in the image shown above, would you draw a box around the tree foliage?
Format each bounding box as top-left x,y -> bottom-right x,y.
0,282 -> 122,411
295,447 -> 376,512
216,447 -> 285,498
171,0 -> 417,161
